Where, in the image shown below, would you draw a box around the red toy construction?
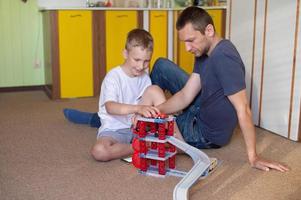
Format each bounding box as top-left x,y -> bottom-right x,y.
130,114 -> 218,200
132,114 -> 177,176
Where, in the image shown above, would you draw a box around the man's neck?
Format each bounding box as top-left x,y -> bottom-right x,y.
207,36 -> 222,56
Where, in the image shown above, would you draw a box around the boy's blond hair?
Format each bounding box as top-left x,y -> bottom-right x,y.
125,29 -> 153,51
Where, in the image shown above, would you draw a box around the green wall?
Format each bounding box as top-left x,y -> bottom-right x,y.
0,0 -> 45,87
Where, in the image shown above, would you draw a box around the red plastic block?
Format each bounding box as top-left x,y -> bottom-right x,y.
167,121 -> 174,136
140,140 -> 147,154
150,122 -> 156,134
158,161 -> 166,175
169,155 -> 176,169
141,158 -> 147,171
132,137 -> 140,151
169,144 -> 176,152
158,143 -> 165,158
137,121 -> 146,138
158,123 -> 166,140
132,151 -> 141,169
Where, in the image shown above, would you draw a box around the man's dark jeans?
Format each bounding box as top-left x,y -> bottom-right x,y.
151,58 -> 220,149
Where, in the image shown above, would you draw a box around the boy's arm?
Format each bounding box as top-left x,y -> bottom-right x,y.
105,101 -> 159,118
228,89 -> 289,172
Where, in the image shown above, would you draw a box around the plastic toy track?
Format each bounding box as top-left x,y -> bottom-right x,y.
167,137 -> 211,200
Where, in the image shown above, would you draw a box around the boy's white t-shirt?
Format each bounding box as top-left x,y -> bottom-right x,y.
98,66 -> 151,133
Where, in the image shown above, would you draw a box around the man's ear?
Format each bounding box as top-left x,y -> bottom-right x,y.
122,49 -> 128,59
205,24 -> 215,37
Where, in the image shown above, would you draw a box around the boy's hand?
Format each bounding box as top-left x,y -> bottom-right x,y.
131,115 -> 138,129
136,105 -> 160,118
131,106 -> 161,129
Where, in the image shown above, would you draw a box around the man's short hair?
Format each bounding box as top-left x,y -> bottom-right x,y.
176,6 -> 215,34
125,29 -> 153,51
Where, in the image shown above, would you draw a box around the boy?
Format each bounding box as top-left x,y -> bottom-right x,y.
88,29 -> 183,161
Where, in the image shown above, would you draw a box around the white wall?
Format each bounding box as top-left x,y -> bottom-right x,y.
228,0 -> 300,141
261,1 -> 297,137
229,0 -> 254,103
290,2 -> 301,141
38,0 -> 86,7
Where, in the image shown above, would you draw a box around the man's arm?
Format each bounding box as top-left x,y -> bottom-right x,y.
105,102 -> 159,118
228,89 -> 289,172
157,73 -> 202,114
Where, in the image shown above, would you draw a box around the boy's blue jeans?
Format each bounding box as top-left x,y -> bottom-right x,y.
151,58 -> 220,149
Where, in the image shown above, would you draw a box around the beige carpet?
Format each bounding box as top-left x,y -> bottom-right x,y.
0,91 -> 300,200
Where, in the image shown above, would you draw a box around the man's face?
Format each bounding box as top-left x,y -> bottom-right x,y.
178,23 -> 209,57
123,46 -> 152,77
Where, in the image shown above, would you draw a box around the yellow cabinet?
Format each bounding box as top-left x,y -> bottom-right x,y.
58,11 -> 93,98
43,9 -> 225,99
105,11 -> 138,72
149,11 -> 168,70
177,9 -> 226,74
207,9 -> 225,38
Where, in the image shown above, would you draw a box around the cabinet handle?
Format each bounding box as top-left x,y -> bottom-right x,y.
70,14 -> 82,18
116,15 -> 128,18
154,14 -> 164,18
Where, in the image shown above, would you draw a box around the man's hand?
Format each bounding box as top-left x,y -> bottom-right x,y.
250,155 -> 289,172
136,105 -> 160,118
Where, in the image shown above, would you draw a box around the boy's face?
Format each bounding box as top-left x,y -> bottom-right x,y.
178,23 -> 211,57
123,46 -> 152,77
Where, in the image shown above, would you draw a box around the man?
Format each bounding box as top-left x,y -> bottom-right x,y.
150,6 -> 288,172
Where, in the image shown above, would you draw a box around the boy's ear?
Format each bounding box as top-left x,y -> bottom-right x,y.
123,49 -> 128,59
